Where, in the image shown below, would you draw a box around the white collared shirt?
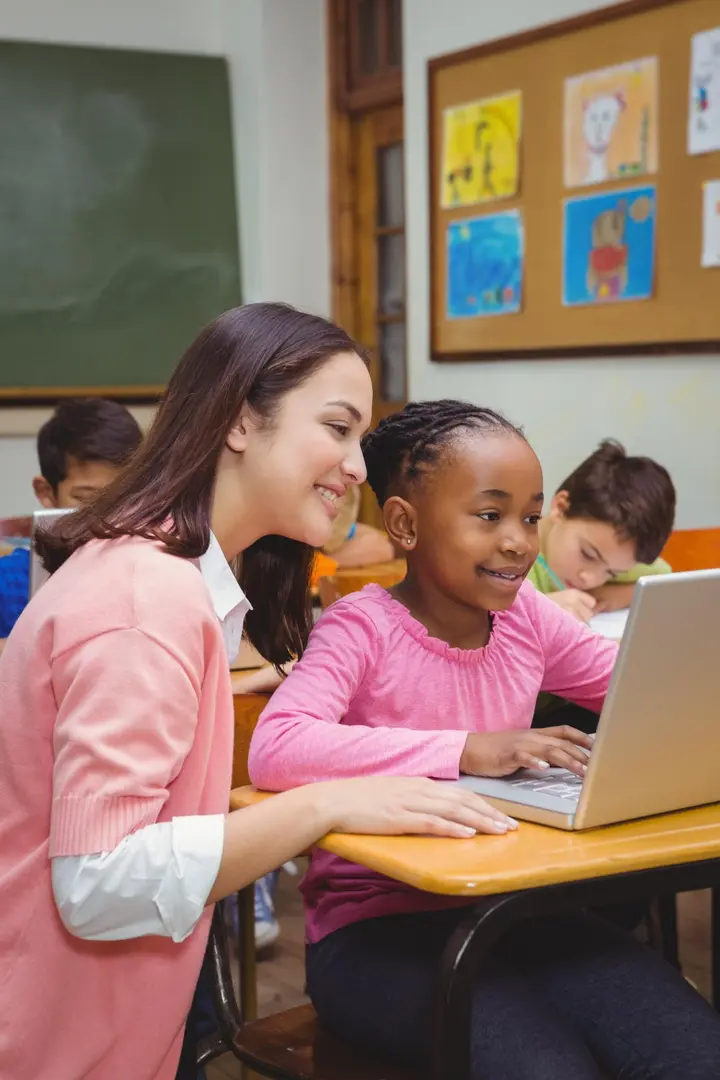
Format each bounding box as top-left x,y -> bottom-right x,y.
52,533 -> 250,942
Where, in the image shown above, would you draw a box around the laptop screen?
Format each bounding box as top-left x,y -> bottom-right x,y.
29,508 -> 73,599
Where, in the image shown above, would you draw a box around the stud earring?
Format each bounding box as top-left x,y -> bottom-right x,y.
406,538 -> 412,545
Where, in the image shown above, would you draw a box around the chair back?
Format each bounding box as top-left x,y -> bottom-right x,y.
318,559 -> 407,608
231,689 -> 270,788
0,516 -> 32,539
662,527 -> 720,572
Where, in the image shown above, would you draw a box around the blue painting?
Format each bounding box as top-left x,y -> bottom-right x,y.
446,210 -> 524,319
562,184 -> 656,306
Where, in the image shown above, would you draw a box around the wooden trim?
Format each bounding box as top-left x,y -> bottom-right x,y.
0,385 -> 165,403
427,0 -> 687,74
431,340 -> 720,364
344,73 -> 403,113
329,0 -> 402,113
327,3 -> 359,335
376,223 -> 404,237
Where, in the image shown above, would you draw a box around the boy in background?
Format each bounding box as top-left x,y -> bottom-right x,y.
530,439 -> 675,621
0,398 -> 142,637
532,439 -> 675,735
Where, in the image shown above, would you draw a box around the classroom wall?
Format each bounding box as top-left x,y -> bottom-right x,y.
404,0 -> 720,527
0,0 -> 329,515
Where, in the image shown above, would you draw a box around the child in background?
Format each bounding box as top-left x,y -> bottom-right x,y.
249,400 -> 720,1080
321,484 -> 394,568
530,440 -> 675,735
0,398 -> 142,637
530,440 -> 675,623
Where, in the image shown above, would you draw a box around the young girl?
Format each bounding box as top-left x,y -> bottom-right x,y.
249,400 -> 720,1080
0,318 -> 507,1080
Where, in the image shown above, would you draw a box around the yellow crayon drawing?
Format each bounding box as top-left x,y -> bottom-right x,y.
441,91 -> 521,209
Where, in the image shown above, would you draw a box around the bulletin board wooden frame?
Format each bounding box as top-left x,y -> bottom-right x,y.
428,0 -> 720,361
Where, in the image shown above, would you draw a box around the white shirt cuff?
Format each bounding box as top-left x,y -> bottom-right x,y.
51,814 -> 225,943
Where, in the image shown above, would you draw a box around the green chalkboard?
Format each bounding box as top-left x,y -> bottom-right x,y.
0,42 -> 241,398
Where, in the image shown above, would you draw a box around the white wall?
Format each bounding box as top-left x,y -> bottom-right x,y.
0,0 -> 329,515
404,0 -> 720,528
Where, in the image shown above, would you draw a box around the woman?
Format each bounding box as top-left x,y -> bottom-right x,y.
0,303 -> 505,1080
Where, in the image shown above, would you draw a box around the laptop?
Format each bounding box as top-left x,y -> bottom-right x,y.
456,569 -> 720,830
29,508 -> 73,598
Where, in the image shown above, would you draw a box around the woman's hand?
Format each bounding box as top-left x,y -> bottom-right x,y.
316,776 -> 518,838
460,727 -> 594,780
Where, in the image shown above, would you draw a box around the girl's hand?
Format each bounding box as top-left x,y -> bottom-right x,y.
460,727 -> 594,780
548,589 -> 597,622
316,776 -> 518,838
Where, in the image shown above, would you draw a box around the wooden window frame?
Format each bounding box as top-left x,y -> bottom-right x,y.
329,0 -> 402,114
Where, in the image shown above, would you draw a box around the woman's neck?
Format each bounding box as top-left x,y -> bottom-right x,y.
391,570 -> 492,650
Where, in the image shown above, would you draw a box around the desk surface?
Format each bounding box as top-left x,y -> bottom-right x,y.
231,787 -> 720,897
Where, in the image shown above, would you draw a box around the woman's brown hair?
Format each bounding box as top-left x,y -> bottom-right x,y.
37,302 -> 366,666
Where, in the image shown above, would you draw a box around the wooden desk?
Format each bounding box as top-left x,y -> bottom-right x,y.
231,787 -> 720,1080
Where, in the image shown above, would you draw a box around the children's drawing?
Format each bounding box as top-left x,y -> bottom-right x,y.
563,185 -> 656,307
702,180 -> 720,269
446,210 -> 523,319
688,28 -> 720,156
441,92 -> 521,209
564,58 -> 658,189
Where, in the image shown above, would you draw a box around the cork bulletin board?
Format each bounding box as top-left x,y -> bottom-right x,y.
428,0 -> 720,360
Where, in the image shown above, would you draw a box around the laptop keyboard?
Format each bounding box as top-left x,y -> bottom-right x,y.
505,772 -> 584,801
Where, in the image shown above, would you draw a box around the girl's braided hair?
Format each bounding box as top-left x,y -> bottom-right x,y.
361,399 -> 524,507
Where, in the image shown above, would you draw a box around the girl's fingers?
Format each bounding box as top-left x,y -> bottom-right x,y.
544,726 -> 595,751
515,751 -> 550,771
544,747 -> 588,779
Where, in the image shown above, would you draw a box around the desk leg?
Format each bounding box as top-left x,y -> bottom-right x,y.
712,888 -> 720,1010
237,885 -> 258,1021
434,893 -> 526,1080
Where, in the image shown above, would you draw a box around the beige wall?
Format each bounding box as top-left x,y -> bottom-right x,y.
404,0 -> 720,527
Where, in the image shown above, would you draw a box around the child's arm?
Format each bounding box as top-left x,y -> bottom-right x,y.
248,600 -> 468,791
589,582 -> 634,612
592,557 -> 671,613
331,525 -> 394,568
531,588 -> 619,711
232,663 -> 293,695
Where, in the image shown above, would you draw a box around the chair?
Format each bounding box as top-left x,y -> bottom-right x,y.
0,516 -> 32,539
317,559 -> 407,608
231,691 -> 271,1020
662,528 -> 720,573
199,903 -> 418,1080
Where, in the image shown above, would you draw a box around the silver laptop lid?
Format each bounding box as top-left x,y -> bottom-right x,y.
575,569 -> 720,828
29,508 -> 73,598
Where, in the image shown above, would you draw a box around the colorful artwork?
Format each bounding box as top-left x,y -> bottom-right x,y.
702,180 -> 720,269
564,58 -> 658,189
562,185 -> 656,307
441,91 -> 522,209
688,28 -> 720,156
447,210 -> 524,319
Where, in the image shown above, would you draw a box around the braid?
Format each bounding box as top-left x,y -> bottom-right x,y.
362,399 -> 523,507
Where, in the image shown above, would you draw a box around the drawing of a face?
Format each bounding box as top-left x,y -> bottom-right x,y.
592,204 -> 626,248
583,92 -> 625,152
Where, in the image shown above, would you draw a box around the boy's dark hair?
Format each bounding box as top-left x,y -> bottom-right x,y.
558,440 -> 676,564
362,399 -> 524,507
38,398 -> 143,492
